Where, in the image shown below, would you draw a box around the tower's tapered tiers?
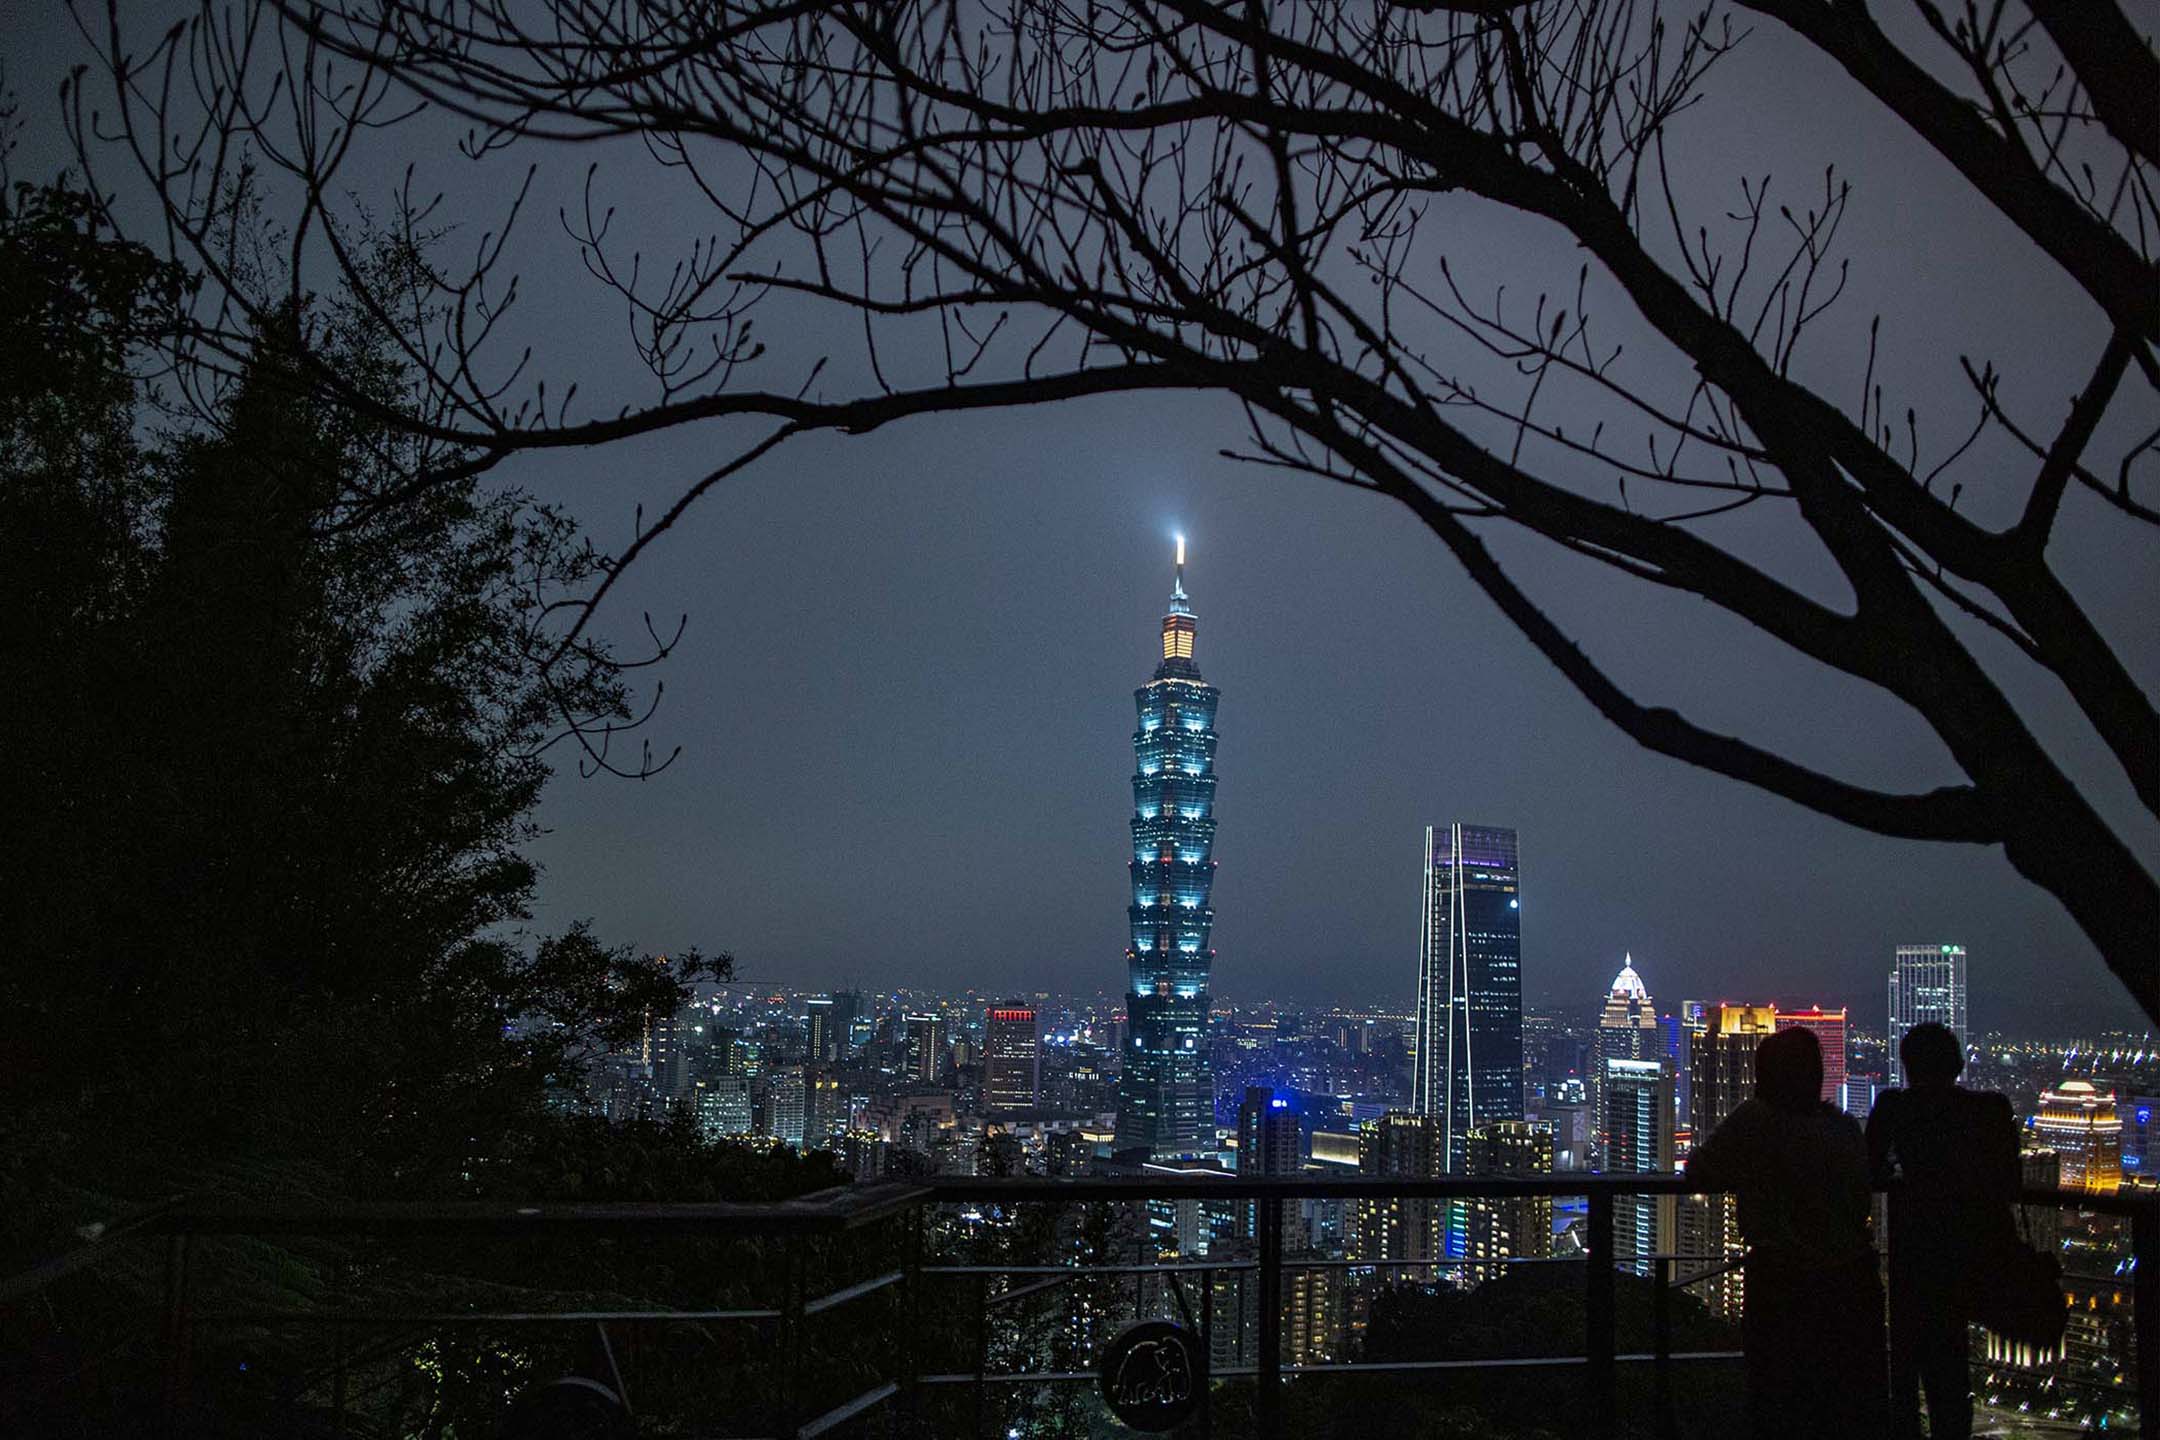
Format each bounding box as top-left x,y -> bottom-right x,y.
1115,544 -> 1220,1159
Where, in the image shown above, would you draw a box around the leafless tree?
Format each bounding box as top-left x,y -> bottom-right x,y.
62,0 -> 2158,1014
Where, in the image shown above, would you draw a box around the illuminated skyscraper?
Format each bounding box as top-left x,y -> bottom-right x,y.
905,1013 -> 945,1084
1464,1120 -> 1555,1283
1237,1085 -> 1304,1247
2030,1080 -> 2122,1194
1888,944 -> 1968,1086
1413,823 -> 1524,1174
1593,957 -> 1659,1163
806,997 -> 837,1064
1603,1057 -> 1677,1276
764,1065 -> 807,1147
1354,1112 -> 1445,1277
1115,537 -> 1222,1159
1680,1003 -> 1777,1319
1775,1007 -> 1848,1105
984,1004 -> 1041,1114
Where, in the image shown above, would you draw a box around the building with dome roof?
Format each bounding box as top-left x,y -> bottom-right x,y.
2030,1079 -> 2121,1194
1593,956 -> 1660,1165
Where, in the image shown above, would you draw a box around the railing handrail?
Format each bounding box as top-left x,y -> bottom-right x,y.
8,1173 -> 2147,1282
129,1180 -> 933,1239
6,1172 -> 2149,1440
912,1172 -> 2156,1217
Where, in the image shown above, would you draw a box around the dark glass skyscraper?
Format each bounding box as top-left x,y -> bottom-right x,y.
1115,539 -> 1220,1159
1412,823 -> 1524,1173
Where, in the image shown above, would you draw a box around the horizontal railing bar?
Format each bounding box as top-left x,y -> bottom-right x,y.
180,1307 -> 783,1325
1284,1351 -> 1748,1374
916,1350 -> 1746,1387
794,1379 -> 898,1437
0,1194 -> 191,1305
921,1176 -> 2156,1216
920,1370 -> 1119,1385
1670,1253 -> 1749,1289
802,1269 -> 904,1317
85,1179 -> 2160,1245
927,1251 -> 1752,1280
924,1260 -> 1258,1276
988,1273 -> 1078,1309
147,1182 -> 934,1238
927,1174 -> 1698,1202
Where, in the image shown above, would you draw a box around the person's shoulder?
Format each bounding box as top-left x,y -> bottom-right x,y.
1725,1096 -> 1774,1127
1956,1087 -> 2013,1117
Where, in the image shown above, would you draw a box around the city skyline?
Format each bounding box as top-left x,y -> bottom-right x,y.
501,524 -> 2142,1031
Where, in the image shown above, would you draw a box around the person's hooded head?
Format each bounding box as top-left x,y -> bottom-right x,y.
1754,1026 -> 1824,1116
1899,1022 -> 1964,1087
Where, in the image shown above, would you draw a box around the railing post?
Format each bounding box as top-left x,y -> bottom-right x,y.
900,1204 -> 923,1429
1586,1188 -> 1616,1440
160,1230 -> 191,1420
1653,1255 -> 1674,1440
972,1270 -> 989,1439
2134,1200 -> 2156,1440
1199,1264 -> 1215,1437
331,1257 -> 348,1437
1257,1196 -> 1284,1440
777,1243 -> 807,1437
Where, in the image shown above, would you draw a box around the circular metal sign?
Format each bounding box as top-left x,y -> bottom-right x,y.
1098,1318 -> 1203,1431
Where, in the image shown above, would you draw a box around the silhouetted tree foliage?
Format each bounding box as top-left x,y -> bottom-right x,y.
0,176 -> 762,1433
63,0 -> 2155,1014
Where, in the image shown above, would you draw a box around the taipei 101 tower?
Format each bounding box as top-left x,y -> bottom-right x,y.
1114,537 -> 1221,1159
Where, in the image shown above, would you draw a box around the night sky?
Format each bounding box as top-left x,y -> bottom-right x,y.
13,6 -> 2153,1027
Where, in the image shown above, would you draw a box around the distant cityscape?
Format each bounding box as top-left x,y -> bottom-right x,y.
558,544 -> 2150,1431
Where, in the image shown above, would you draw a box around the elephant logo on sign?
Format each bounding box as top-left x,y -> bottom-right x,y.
1111,1336 -> 1193,1408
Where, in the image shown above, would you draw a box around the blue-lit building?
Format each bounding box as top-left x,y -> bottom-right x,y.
2126,1095 -> 2157,1179
1413,823 -> 1525,1177
1115,539 -> 1221,1159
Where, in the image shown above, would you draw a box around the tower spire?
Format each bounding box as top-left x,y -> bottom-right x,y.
1159,535 -> 1196,668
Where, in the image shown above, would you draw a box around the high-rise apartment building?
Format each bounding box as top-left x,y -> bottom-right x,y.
1354,1112 -> 1445,1278
694,1075 -> 753,1138
806,997 -> 837,1064
2030,1081 -> 2122,1194
1236,1085 -> 1304,1248
804,1069 -> 844,1145
1285,1267 -> 1342,1367
2125,1096 -> 2157,1182
1603,1057 -> 1677,1276
1775,1007 -> 1848,1105
647,1006 -> 700,1103
984,1004 -> 1042,1114
1412,823 -> 1524,1175
1655,1012 -> 1694,1132
1464,1120 -> 1555,1283
834,993 -> 870,1054
1681,1003 -> 1777,1319
1116,538 -> 1222,1159
1593,957 -> 1659,1163
1888,945 -> 1968,1086
1223,1086 -> 1318,1362
764,1065 -> 807,1147
904,1013 -> 945,1084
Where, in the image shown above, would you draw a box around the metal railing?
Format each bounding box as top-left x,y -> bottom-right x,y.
5,1175 -> 2153,1439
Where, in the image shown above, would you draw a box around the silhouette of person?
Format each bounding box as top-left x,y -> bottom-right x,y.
1686,1025 -> 1886,1440
1867,1023 -> 2019,1440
